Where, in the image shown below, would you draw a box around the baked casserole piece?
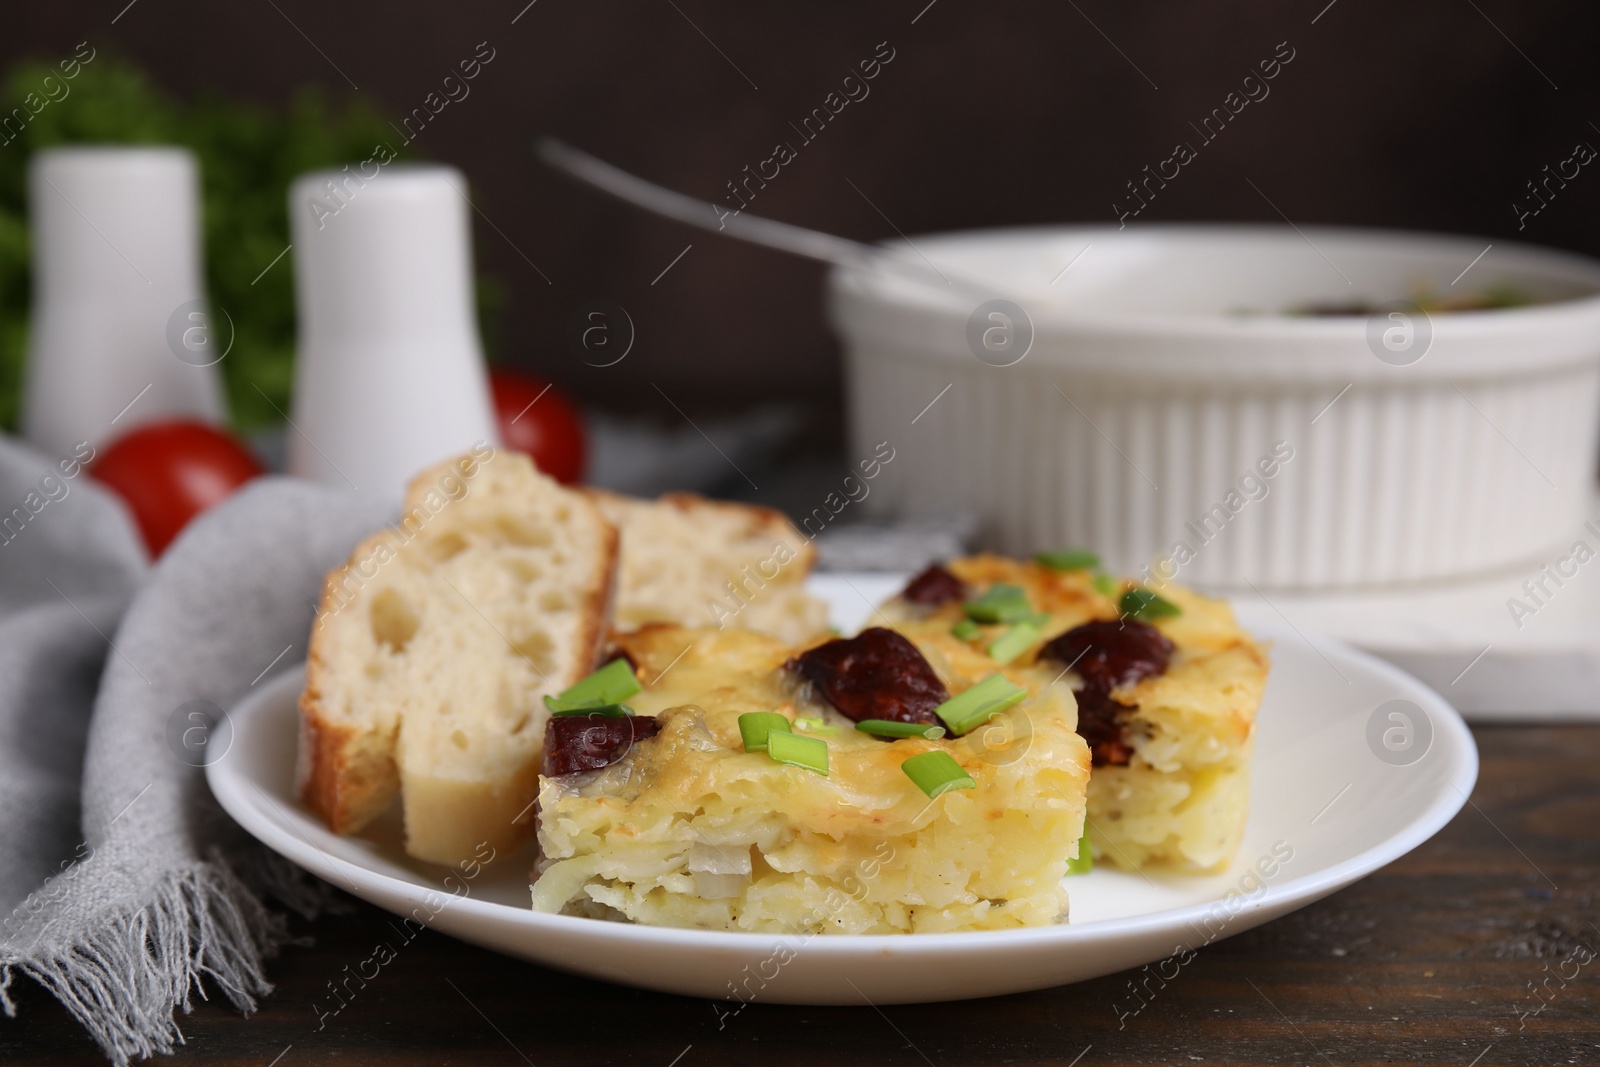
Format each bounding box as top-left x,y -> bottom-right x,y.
886,554 -> 1266,872
531,624 -> 1091,934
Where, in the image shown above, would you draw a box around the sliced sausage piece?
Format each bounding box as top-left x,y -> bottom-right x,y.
1039,619 -> 1175,767
1040,619 -> 1174,693
789,627 -> 949,725
899,563 -> 966,607
542,714 -> 661,778
1072,690 -> 1138,767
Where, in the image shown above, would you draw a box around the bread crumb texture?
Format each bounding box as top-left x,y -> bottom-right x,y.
299,449 -> 616,866
587,490 -> 829,645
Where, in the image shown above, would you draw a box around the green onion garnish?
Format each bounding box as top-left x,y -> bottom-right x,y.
544,659 -> 643,713
767,730 -> 828,775
855,719 -> 947,740
1036,549 -> 1100,571
738,711 -> 792,752
950,618 -> 982,641
795,716 -> 837,734
1120,587 -> 1181,621
901,750 -> 976,797
549,703 -> 633,718
987,621 -> 1041,665
1091,572 -> 1118,597
963,583 -> 1034,624
1066,828 -> 1094,875
934,674 -> 1028,736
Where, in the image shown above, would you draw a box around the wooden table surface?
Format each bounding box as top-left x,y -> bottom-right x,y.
6,724 -> 1598,1067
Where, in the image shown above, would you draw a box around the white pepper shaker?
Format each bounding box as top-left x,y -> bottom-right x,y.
287,163 -> 499,498
22,146 -> 226,456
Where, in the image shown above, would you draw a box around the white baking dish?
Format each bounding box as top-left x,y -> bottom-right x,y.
829,225 -> 1600,591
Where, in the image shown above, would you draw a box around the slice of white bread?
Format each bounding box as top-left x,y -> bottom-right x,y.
586,489 -> 828,646
298,447 -> 617,866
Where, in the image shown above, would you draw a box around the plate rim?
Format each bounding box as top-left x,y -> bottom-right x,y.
208,612 -> 1479,957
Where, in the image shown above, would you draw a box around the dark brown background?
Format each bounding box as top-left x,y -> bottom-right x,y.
7,0 -> 1600,422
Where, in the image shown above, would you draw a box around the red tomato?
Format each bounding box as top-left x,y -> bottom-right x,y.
90,419 -> 265,557
489,369 -> 587,485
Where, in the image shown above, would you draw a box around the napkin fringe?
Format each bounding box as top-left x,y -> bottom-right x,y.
1,851 -> 328,1066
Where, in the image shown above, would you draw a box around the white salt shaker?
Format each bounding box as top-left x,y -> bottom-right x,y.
287,163 -> 499,498
22,146 -> 226,456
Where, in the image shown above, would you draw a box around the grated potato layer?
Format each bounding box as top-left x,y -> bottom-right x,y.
532,627 -> 1090,933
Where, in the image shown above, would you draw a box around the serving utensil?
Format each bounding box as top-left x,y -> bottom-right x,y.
535,137 -> 992,299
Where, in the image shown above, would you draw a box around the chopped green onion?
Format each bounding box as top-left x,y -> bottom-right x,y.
544,659 -> 643,713
963,583 -> 1034,624
1066,828 -> 1094,875
987,621 -> 1041,665
738,711 -> 792,752
1036,549 -> 1100,571
767,730 -> 829,775
901,750 -> 976,798
1120,587 -> 1181,621
1092,572 -> 1118,597
934,674 -> 1028,736
795,716 -> 837,734
950,618 -> 982,641
550,703 -> 633,718
855,719 -> 947,740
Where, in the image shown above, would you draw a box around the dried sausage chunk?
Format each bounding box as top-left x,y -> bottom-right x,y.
1040,619 -> 1174,767
542,714 -> 662,778
790,627 -> 948,725
899,563 -> 966,607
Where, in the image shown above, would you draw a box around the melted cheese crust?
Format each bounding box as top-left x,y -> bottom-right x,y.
530,556 -> 1267,934
887,555 -> 1267,871
532,625 -> 1090,933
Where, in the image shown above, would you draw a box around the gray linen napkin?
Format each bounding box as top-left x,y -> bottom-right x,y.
0,435 -> 390,1064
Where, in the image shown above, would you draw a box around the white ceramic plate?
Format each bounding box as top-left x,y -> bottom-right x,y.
208,575 -> 1478,1004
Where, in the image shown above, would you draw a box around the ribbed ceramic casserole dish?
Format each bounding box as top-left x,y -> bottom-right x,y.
829,225 -> 1600,590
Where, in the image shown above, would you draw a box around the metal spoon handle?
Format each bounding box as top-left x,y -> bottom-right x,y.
535,137 -> 880,270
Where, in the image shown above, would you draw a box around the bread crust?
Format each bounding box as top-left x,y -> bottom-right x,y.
584,488 -> 825,644
586,488 -> 817,574
298,525 -> 405,834
570,508 -> 618,679
298,449 -> 618,847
